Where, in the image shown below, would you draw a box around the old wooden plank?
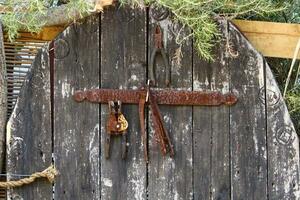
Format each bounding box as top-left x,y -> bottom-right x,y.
233,20 -> 300,37
100,7 -> 147,200
193,20 -> 230,200
147,15 -> 193,200
6,47 -> 52,199
237,32 -> 300,59
265,64 -> 300,199
208,20 -> 230,200
229,22 -> 268,199
233,20 -> 300,59
53,15 -> 100,200
192,45 -> 212,200
0,22 -> 6,173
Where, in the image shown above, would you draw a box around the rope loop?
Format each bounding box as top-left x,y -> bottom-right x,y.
0,165 -> 58,188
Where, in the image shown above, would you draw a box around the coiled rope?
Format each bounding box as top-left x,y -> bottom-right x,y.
0,165 -> 58,188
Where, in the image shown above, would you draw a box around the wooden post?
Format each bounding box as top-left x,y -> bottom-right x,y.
193,20 -> 231,199
100,7 -> 147,199
53,15 -> 101,199
229,22 -> 268,200
0,22 -> 7,173
6,48 -> 52,199
147,13 -> 193,200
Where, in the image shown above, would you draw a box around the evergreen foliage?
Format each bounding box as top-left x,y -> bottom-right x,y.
1,0 -> 284,60
121,0 -> 284,60
0,0 -> 92,41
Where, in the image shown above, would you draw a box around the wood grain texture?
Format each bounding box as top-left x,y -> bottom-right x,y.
209,20 -> 231,200
0,22 -> 6,173
265,64 -> 300,199
147,17 -> 193,200
100,7 -> 147,200
53,15 -> 100,200
4,8 -> 300,200
192,47 -> 212,200
193,20 -> 230,200
229,22 -> 268,199
6,47 -> 52,200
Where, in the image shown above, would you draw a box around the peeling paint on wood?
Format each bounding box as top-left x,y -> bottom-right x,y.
266,65 -> 300,199
7,47 -> 52,199
229,22 -> 268,200
193,20 -> 231,200
53,15 -> 100,200
148,16 -> 193,200
100,7 -> 147,200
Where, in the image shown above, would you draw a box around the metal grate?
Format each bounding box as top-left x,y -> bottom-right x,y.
4,39 -> 46,119
0,189 -> 5,200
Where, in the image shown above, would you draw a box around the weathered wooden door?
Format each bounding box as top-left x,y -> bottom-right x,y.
6,7 -> 300,200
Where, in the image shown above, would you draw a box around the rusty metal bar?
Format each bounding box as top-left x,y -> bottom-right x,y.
74,89 -> 238,106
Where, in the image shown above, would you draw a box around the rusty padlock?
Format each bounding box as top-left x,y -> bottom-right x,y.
105,101 -> 128,159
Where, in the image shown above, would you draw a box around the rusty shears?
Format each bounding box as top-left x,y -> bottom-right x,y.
150,25 -> 170,86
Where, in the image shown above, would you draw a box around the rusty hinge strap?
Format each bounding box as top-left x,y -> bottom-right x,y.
73,87 -> 237,161
73,88 -> 237,106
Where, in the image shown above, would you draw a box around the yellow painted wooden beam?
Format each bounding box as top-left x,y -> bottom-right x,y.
4,26 -> 66,42
232,20 -> 300,59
